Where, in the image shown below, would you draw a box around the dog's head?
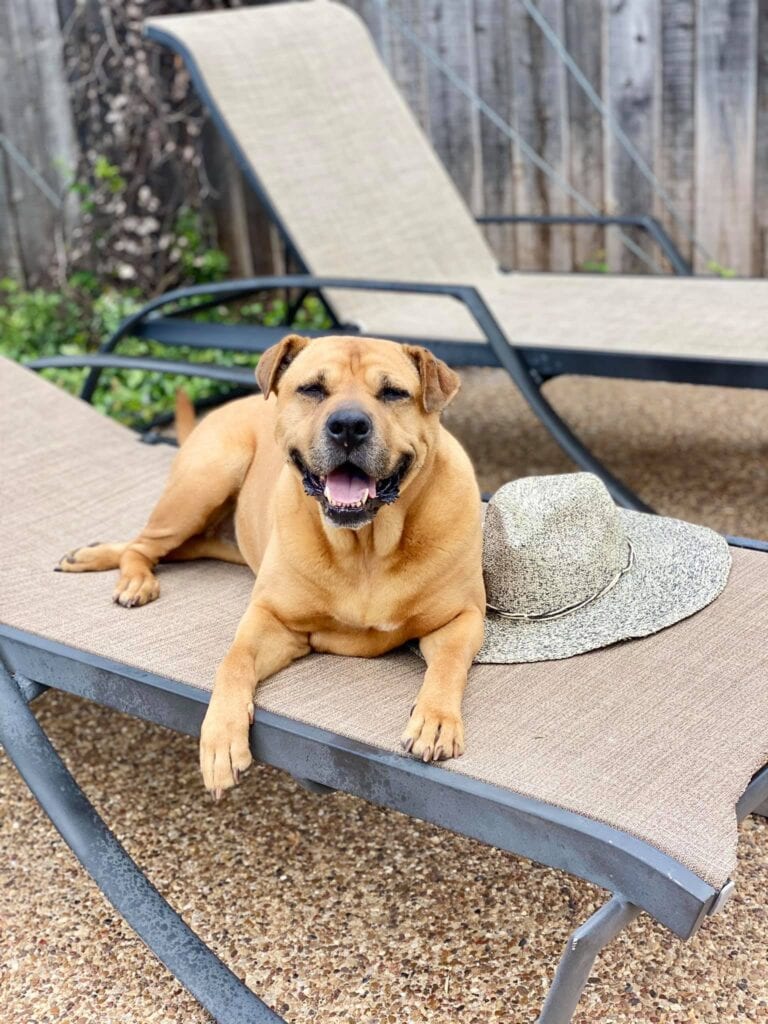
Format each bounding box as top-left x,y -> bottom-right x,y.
257,334 -> 460,529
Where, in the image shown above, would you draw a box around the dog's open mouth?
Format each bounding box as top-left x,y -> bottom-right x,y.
323,464 -> 377,509
291,451 -> 412,525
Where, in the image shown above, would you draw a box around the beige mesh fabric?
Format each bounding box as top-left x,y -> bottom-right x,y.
146,1 -> 496,337
2,358 -> 767,888
145,2 -> 768,363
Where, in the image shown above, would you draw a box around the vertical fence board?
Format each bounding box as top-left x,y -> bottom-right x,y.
656,0 -> 696,267
423,0 -> 483,211
0,0 -> 79,285
604,0 -> 661,273
564,0 -> 604,270
0,149 -> 23,281
203,123 -> 255,279
694,0 -> 758,275
473,0 -> 516,268
534,0 -> 571,271
507,2 -> 542,269
382,1 -> 431,134
508,0 -> 571,271
754,2 -> 768,277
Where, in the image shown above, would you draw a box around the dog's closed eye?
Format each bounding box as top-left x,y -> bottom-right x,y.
297,381 -> 328,400
377,385 -> 410,402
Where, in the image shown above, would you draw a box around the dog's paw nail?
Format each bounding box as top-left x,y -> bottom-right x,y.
247,702 -> 254,725
53,566 -> 62,572
65,555 -> 76,565
233,768 -> 241,785
87,541 -> 101,547
409,702 -> 416,718
213,788 -> 223,802
422,747 -> 432,763
401,737 -> 414,753
435,746 -> 444,761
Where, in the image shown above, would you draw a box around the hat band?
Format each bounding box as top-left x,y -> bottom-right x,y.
487,540 -> 635,623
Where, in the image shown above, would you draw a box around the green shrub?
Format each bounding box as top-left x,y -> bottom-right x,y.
0,277 -> 331,428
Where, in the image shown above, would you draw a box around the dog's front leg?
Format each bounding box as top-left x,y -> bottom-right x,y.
200,600 -> 309,797
401,608 -> 484,763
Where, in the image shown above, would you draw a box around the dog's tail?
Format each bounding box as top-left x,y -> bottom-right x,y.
174,390 -> 197,445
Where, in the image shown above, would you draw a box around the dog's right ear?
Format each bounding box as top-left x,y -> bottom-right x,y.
405,345 -> 461,413
256,334 -> 310,397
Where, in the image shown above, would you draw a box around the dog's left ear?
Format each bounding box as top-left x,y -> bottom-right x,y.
405,345 -> 461,413
256,334 -> 310,396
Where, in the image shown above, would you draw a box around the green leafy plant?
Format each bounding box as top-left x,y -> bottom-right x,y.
93,155 -> 126,194
170,208 -> 230,284
706,261 -> 737,279
0,277 -> 331,428
579,250 -> 609,274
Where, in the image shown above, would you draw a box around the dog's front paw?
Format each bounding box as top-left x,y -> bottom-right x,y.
400,699 -> 465,763
112,571 -> 160,608
199,698 -> 254,799
55,541 -> 122,573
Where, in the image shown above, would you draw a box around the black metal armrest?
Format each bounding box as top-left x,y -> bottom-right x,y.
25,353 -> 258,388
476,214 -> 692,277
28,274 -> 501,397
26,275 -> 486,404
77,273 -> 511,400
25,273 -> 653,513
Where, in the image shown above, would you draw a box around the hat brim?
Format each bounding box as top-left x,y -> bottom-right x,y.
475,511 -> 731,664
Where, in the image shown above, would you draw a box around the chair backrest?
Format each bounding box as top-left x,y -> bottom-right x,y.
146,1 -> 498,329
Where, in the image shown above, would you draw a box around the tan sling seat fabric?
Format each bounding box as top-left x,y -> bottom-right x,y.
2,359 -> 767,889
146,2 -> 768,365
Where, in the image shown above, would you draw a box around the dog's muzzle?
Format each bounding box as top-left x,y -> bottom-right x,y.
290,449 -> 413,529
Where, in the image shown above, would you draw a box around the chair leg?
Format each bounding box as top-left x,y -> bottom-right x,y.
0,664 -> 285,1024
736,765 -> 768,822
461,290 -> 656,513
537,896 -> 641,1024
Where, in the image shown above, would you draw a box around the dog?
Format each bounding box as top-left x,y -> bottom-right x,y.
58,335 -> 486,796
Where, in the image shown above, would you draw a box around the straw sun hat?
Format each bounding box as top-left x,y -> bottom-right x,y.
476,473 -> 731,664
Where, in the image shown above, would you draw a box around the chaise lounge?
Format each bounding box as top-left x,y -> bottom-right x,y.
1,355 -> 767,1023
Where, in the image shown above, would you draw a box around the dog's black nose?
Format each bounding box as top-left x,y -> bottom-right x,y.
325,406 -> 372,447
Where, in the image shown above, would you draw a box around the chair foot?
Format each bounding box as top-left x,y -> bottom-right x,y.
0,663 -> 285,1024
537,896 -> 641,1024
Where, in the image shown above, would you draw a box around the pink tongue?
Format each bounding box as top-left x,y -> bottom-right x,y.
325,469 -> 376,504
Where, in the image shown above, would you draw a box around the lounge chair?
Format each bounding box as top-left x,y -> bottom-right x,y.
32,1 -> 768,515
1,356 -> 767,1023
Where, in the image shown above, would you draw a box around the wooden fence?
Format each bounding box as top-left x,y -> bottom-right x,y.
0,0 -> 80,286
345,0 -> 768,276
1,0 -> 766,286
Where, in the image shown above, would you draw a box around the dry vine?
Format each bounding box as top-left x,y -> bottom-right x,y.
58,0 -> 252,292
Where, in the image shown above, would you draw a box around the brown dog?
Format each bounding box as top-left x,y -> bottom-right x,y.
58,335 -> 485,795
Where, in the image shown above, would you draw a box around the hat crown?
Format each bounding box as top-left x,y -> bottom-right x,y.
483,474 -> 628,618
